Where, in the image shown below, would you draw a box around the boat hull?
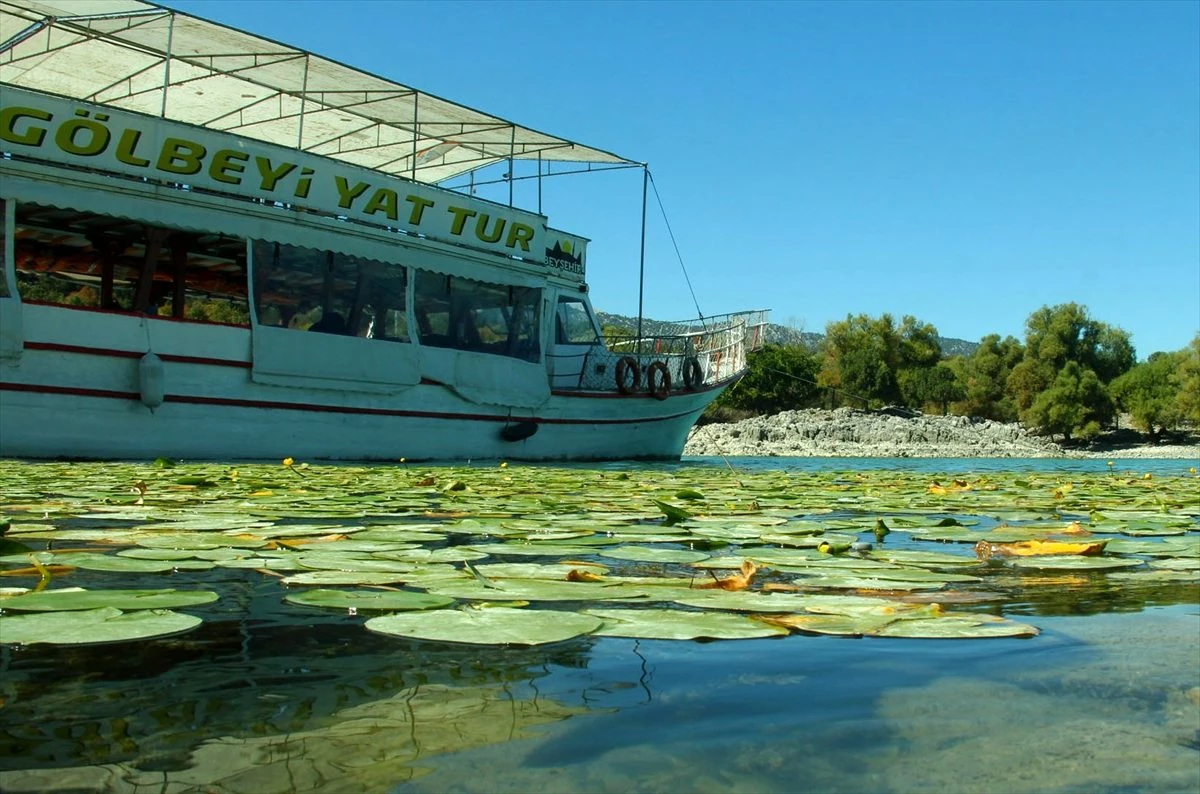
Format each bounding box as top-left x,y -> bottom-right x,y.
0,303 -> 727,462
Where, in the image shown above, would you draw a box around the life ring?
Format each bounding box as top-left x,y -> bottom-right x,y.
646,361 -> 671,400
682,356 -> 702,391
615,356 -> 641,394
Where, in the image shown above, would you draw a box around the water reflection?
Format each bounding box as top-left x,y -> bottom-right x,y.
0,576 -> 602,790
0,458 -> 1196,793
1,586 -> 1196,793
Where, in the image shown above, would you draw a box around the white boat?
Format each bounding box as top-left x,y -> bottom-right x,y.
0,0 -> 766,461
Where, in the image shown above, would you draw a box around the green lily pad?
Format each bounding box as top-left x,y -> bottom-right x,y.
867,549 -> 981,567
598,546 -> 710,564
464,543 -> 600,558
0,607 -> 202,645
281,571 -> 411,586
135,535 -> 266,550
61,553 -> 215,573
791,574 -> 946,591
0,587 -> 218,611
874,614 -> 1040,639
671,591 -> 860,613
422,578 -> 649,602
760,612 -> 898,637
284,588 -> 453,611
1148,557 -> 1200,571
365,606 -> 602,645
652,500 -> 692,524
584,607 -> 789,640
472,562 -> 609,580
1107,569 -> 1200,583
378,548 -> 490,563
1099,539 -> 1193,556
1007,556 -> 1145,570
215,556 -> 305,571
762,607 -> 1038,639
295,553 -> 416,573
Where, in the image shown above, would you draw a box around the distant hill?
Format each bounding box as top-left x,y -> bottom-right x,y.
596,311 -> 979,358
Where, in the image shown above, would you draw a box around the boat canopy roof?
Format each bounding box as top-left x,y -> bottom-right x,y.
0,0 -> 637,184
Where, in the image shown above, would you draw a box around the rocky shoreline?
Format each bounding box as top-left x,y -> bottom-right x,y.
684,408 -> 1200,460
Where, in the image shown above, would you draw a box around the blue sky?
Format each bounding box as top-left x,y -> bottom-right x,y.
165,0 -> 1199,357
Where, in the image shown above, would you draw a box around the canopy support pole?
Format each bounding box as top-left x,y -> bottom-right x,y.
508,126 -> 516,207
411,93 -> 419,181
297,54 -> 309,150
160,11 -> 174,118
636,165 -> 648,358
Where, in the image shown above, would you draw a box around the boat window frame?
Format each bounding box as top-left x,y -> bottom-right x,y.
9,200 -> 252,326
554,295 -> 601,346
0,198 -> 12,299
249,239 -> 411,342
413,269 -> 543,362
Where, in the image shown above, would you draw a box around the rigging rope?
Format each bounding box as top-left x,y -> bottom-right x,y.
755,364 -> 880,411
647,171 -> 706,324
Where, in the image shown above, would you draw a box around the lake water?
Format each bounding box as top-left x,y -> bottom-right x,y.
0,458 -> 1196,793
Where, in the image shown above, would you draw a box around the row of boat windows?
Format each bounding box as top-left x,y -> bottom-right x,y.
0,201 -> 598,360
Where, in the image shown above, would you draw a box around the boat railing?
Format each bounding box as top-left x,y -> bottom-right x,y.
573,310 -> 769,393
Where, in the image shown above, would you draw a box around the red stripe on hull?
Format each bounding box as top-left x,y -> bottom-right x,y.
23,341 -> 251,369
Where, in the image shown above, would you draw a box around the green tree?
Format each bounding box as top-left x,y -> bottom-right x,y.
1007,303 -> 1133,434
820,313 -> 900,407
1025,361 -> 1112,442
820,313 -> 947,408
1109,351 -> 1186,439
950,334 -> 1024,421
711,344 -> 821,415
1171,334 -> 1200,426
900,361 -> 966,414
898,315 -> 942,370
601,323 -> 634,345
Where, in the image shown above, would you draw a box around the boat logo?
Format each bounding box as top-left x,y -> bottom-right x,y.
546,239 -> 584,275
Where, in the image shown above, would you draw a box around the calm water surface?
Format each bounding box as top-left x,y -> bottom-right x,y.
1,458 -> 1197,793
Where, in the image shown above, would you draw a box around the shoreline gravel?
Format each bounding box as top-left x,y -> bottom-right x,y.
684,408 -> 1200,460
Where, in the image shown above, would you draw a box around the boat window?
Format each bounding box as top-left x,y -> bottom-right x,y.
0,199 -> 8,298
11,202 -> 250,323
251,241 -> 409,341
556,297 -> 599,345
414,270 -> 540,362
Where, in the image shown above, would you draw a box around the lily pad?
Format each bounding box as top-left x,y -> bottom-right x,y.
365,606 -> 602,645
61,553 -> 215,573
670,591 -> 867,613
284,588 -> 453,611
1006,556 -> 1145,571
0,587 -> 218,611
421,579 -> 649,602
874,614 -> 1040,639
598,546 -> 710,564
281,571 -> 412,586
472,562 -> 609,580
584,607 -> 789,640
791,574 -> 947,591
0,606 -> 202,645
761,608 -> 1039,639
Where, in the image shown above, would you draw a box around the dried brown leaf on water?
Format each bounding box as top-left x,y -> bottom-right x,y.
565,569 -> 605,583
695,559 -> 758,591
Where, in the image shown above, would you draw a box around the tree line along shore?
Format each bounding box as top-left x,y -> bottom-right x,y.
668,302 -> 1199,451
